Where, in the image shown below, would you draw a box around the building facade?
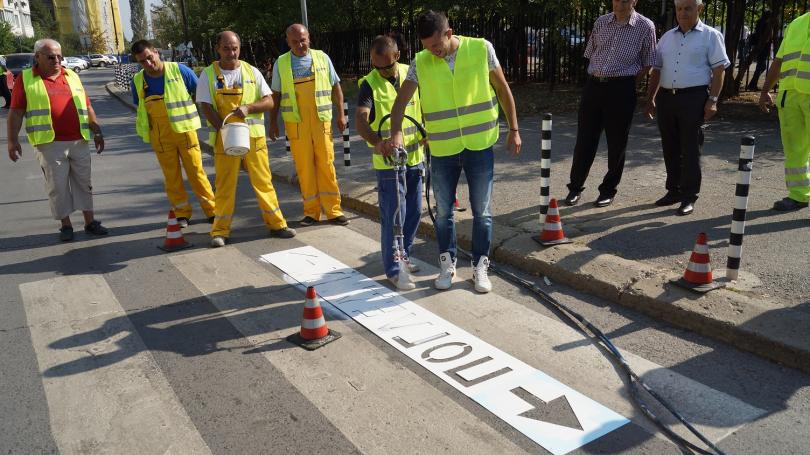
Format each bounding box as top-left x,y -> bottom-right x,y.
1,0 -> 35,38
52,0 -> 124,53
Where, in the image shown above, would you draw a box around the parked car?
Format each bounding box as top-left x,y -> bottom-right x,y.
3,53 -> 34,76
560,27 -> 585,47
89,53 -> 116,67
63,56 -> 88,72
78,55 -> 92,65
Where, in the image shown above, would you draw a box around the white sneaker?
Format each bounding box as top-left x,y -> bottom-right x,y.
403,257 -> 420,273
210,236 -> 226,248
388,269 -> 415,290
434,252 -> 456,290
473,256 -> 492,293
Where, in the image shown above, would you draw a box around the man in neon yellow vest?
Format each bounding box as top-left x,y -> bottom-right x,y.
355,35 -> 424,290
269,23 -> 348,227
130,39 -> 215,228
197,31 -> 295,247
759,10 -> 810,211
6,39 -> 108,242
385,10 -> 522,294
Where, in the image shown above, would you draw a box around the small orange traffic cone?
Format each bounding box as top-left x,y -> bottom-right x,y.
158,210 -> 192,252
286,286 -> 341,350
453,195 -> 466,212
533,198 -> 573,246
671,233 -> 724,293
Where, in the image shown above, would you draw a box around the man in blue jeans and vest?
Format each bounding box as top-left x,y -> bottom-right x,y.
386,10 -> 522,293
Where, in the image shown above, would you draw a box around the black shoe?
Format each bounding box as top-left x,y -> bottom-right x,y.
59,226 -> 74,242
328,215 -> 349,226
564,191 -> 581,206
594,195 -> 613,207
270,227 -> 296,238
177,217 -> 189,228
655,192 -> 681,206
84,220 -> 108,235
299,216 -> 318,227
676,202 -> 694,216
773,197 -> 809,211
207,216 -> 215,224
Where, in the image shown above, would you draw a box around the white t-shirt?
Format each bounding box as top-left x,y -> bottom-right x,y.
196,64 -> 272,105
406,38 -> 500,83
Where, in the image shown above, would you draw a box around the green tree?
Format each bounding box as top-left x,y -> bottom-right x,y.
130,0 -> 149,40
30,0 -> 59,39
0,22 -> 17,54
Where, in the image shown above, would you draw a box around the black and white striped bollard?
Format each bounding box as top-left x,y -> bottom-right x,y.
343,102 -> 351,166
285,135 -> 290,153
726,136 -> 755,280
540,113 -> 552,216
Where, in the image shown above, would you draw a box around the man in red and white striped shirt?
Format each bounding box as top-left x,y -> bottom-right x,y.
564,0 -> 657,208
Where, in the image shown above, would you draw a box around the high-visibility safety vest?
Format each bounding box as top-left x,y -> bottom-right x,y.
203,60 -> 265,143
778,12 -> 810,93
133,62 -> 201,143
277,49 -> 333,123
359,63 -> 424,170
415,36 -> 499,157
21,67 -> 90,146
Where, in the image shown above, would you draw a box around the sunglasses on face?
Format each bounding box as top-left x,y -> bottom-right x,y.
374,62 -> 397,71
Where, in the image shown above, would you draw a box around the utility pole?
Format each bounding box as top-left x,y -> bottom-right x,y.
300,0 -> 308,27
110,0 -> 120,54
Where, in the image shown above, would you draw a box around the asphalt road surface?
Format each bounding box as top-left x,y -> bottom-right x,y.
1,68 -> 808,454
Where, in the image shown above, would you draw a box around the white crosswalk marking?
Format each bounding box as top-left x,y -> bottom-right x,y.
20,275 -> 211,455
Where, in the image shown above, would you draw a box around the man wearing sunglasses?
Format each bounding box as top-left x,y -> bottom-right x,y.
6,39 -> 108,242
355,34 -> 425,290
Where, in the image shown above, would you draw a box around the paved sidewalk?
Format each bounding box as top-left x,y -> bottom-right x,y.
107,82 -> 810,374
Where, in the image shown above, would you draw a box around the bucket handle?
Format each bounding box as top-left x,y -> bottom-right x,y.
221,111 -> 245,129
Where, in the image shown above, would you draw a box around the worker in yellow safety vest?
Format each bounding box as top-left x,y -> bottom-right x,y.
384,10 -> 522,294
197,31 -> 295,247
355,34 -> 425,290
130,39 -> 215,228
759,10 -> 810,212
269,23 -> 348,227
7,38 -> 108,242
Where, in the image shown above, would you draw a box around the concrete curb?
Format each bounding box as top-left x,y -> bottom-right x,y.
105,81 -> 810,375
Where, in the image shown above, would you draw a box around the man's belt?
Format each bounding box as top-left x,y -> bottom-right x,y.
589,75 -> 635,83
660,85 -> 709,95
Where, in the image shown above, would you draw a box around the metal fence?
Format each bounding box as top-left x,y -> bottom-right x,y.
114,64 -> 140,92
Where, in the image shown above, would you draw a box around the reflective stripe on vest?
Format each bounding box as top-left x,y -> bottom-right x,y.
359,63 -> 424,170
778,13 -> 810,93
22,67 -> 90,146
277,49 -> 333,123
204,60 -> 266,143
415,36 -> 499,156
134,62 -> 201,143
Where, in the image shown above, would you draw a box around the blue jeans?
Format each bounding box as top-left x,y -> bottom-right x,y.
430,147 -> 494,264
377,163 -> 424,278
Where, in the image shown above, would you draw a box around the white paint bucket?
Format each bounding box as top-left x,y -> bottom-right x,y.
220,112 -> 250,156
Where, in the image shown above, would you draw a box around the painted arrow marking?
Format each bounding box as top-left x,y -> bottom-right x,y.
511,387 -> 583,431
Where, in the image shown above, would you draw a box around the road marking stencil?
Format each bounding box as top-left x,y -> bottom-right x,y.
262,246 -> 630,455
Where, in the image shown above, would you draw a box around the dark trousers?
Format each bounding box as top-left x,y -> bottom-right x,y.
655,87 -> 707,203
567,77 -> 637,198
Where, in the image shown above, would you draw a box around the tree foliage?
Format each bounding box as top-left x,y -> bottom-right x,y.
130,0 -> 149,41
0,22 -> 17,55
30,0 -> 59,39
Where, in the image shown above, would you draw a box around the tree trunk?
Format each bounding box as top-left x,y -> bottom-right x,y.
721,0 -> 746,98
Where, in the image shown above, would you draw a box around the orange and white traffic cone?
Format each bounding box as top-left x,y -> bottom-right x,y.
158,209 -> 192,252
286,286 -> 341,350
533,198 -> 573,246
671,232 -> 724,293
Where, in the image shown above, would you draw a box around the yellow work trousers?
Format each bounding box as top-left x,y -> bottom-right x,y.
211,135 -> 287,238
286,78 -> 343,219
777,89 -> 810,203
146,97 -> 215,220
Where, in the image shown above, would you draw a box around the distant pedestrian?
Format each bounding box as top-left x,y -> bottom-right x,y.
644,0 -> 729,216
268,24 -> 348,227
758,11 -> 810,212
6,39 -> 108,241
0,61 -> 10,108
384,10 -> 522,293
564,0 -> 657,208
746,10 -> 773,91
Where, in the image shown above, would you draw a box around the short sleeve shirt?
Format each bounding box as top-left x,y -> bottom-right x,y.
357,74 -> 400,124
196,63 -> 271,105
10,66 -> 92,141
654,21 -> 730,89
584,11 -> 657,77
131,63 -> 198,106
405,37 -> 500,83
270,51 -> 340,92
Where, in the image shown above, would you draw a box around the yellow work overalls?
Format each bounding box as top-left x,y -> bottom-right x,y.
286,76 -> 343,220
144,93 -> 215,220
211,70 -> 288,238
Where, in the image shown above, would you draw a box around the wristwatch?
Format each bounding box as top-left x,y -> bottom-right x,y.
708,95 -> 719,103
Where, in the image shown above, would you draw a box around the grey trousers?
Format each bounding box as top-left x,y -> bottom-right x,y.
36,140 -> 94,220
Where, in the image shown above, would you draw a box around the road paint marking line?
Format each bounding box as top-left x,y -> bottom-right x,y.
20,275 -> 212,455
262,246 -> 629,455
